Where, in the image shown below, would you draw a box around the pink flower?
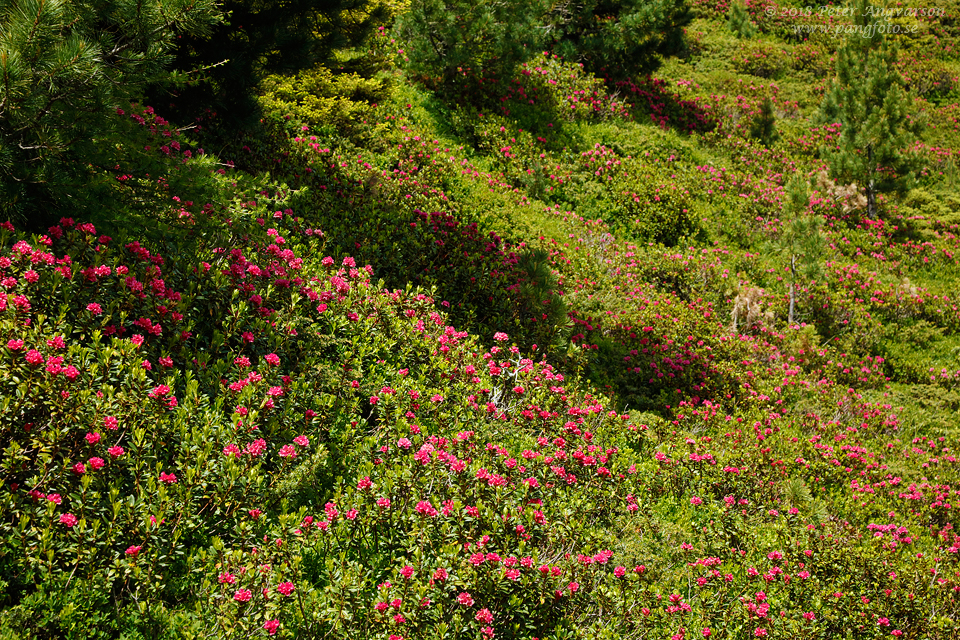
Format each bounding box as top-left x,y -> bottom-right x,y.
415,500 -> 438,517
493,332 -> 509,342
72,462 -> 86,474
614,566 -> 626,578
85,432 -> 101,445
433,568 -> 448,582
401,565 -> 414,579
277,581 -> 295,596
690,496 -> 703,506
25,350 -> 43,366
86,303 -> 103,315
754,629 -> 767,638
293,435 -> 309,447
104,416 -> 119,430
568,582 -> 579,593
377,497 -> 391,509
46,493 -> 62,504
159,472 -> 177,484
245,438 -> 267,456
108,446 -> 125,458
324,502 -> 339,520
218,572 -> 237,584
265,353 -> 280,366
397,438 -> 412,449
702,629 -> 712,638
88,457 -> 105,470
233,588 -> 252,602
457,592 -> 474,607
263,620 -> 280,635
125,545 -> 141,556
278,445 -> 297,458
357,476 -> 372,490
148,384 -> 171,399
6,339 -> 23,350
59,513 -> 78,527
475,608 -> 493,624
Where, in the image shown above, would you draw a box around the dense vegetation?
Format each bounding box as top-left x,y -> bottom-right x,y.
1,0 -> 960,638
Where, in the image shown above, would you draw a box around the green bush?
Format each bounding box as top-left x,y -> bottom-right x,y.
259,67 -> 389,141
731,40 -> 791,79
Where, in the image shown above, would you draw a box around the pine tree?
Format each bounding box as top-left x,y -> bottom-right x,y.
548,0 -> 693,77
816,0 -> 924,220
397,0 -> 692,91
749,96 -> 779,147
775,176 -> 825,326
395,0 -> 549,90
0,0 -> 220,219
727,0 -> 756,39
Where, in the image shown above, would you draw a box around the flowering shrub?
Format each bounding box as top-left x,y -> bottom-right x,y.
896,53 -> 958,99
731,41 -> 791,79
5,3 -> 960,639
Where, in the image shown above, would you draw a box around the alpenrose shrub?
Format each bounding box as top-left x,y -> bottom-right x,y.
1,203 -> 959,639
0,209 -> 645,637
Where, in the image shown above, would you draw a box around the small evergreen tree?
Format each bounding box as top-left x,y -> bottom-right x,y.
0,0 -> 220,220
394,0 -> 549,90
727,0 -> 756,39
749,96 -> 779,147
816,0 -> 924,219
548,0 -> 693,77
774,176 -> 825,325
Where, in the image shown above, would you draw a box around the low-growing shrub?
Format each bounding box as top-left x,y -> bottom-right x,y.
731,40 -> 791,79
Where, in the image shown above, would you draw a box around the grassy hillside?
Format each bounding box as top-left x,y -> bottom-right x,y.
1,1 -> 960,639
